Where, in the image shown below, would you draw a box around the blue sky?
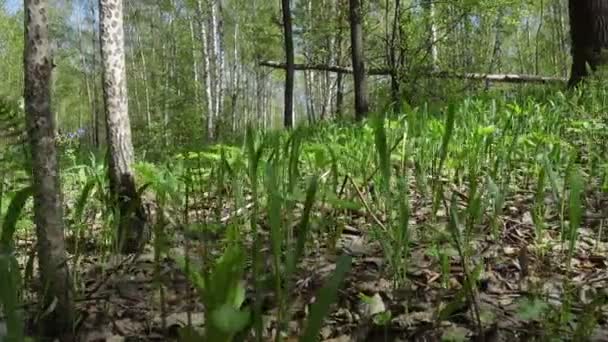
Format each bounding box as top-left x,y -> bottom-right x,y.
5,0 -> 21,14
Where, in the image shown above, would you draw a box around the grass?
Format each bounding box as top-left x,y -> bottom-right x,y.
2,83 -> 608,340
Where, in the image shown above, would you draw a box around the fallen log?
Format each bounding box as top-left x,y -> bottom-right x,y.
259,61 -> 567,84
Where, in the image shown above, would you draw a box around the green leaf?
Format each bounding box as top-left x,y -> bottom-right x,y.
1,186 -> 33,249
516,297 -> 549,321
286,176 -> 318,277
179,326 -> 204,342
300,255 -> 352,342
73,179 -> 96,224
211,304 -> 251,334
0,186 -> 31,342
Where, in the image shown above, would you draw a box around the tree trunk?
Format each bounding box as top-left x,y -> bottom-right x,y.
388,0 -> 402,112
99,0 -> 148,254
135,31 -> 152,129
89,2 -> 102,148
282,0 -> 295,128
568,0 -> 608,86
76,9 -> 95,142
23,0 -> 74,339
190,19 -> 201,109
211,0 -> 225,133
486,9 -> 504,90
334,2 -> 346,119
304,70 -> 316,124
230,23 -> 240,134
196,0 -> 216,141
422,0 -> 439,69
348,0 -> 368,121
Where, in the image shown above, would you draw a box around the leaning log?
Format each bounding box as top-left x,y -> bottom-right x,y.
259,61 -> 567,84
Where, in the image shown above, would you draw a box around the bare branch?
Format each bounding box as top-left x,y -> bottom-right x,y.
259,61 -> 567,84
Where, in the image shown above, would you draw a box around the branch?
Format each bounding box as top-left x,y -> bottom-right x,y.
259,61 -> 567,84
259,61 -> 389,75
430,71 -> 566,84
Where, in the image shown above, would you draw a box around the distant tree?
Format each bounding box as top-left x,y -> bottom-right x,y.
568,0 -> 608,86
349,0 -> 368,120
281,0 -> 294,128
23,0 -> 74,339
99,0 -> 148,253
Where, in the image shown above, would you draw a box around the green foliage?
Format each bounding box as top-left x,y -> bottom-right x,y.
176,244 -> 250,341
300,255 -> 352,342
0,186 -> 32,342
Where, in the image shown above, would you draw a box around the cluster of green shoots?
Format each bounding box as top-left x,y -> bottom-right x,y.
2,83 -> 608,340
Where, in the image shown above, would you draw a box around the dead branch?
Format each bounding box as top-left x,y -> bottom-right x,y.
259,61 -> 567,84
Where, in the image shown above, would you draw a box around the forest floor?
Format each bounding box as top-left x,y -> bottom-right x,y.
18,178 -> 608,342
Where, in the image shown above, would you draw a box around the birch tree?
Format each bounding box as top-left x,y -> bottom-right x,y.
99,0 -> 148,253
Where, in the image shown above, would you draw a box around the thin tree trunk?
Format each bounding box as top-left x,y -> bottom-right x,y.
388,0 -> 402,112
196,0 -> 215,141
230,23 -> 240,134
486,9 -> 504,89
212,0 -> 224,131
99,0 -> 148,254
190,19 -> 201,108
555,0 -> 568,77
24,0 -> 74,339
334,2 -> 345,119
76,9 -> 95,139
89,2 -> 101,147
323,0 -> 335,120
304,71 -> 316,124
282,0 -> 295,128
422,0 -> 439,69
349,0 -> 369,120
535,0 -> 544,75
162,16 -> 175,146
255,70 -> 265,129
125,26 -> 143,122
135,31 -> 152,128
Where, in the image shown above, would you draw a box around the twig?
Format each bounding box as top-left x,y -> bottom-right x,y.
83,254 -> 137,299
348,176 -> 387,231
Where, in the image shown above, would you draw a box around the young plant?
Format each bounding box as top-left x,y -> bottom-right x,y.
176,244 -> 250,342
0,186 -> 33,342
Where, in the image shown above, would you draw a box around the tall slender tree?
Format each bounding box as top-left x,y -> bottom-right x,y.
195,0 -> 216,141
349,0 -> 368,120
282,0 -> 295,128
23,0 -> 74,339
568,0 -> 608,86
99,0 -> 148,253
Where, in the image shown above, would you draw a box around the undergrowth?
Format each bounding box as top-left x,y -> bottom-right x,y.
2,84 -> 608,340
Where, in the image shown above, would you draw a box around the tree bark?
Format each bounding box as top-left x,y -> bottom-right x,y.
568,0 -> 608,86
348,0 -> 369,120
230,23 -> 240,134
89,2 -> 102,148
76,8 -> 95,140
211,0 -> 225,132
99,0 -> 148,254
281,0 -> 295,128
195,0 -> 216,141
135,30 -> 152,128
23,0 -> 74,339
422,0 -> 439,69
387,0 -> 402,112
189,19 -> 201,105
